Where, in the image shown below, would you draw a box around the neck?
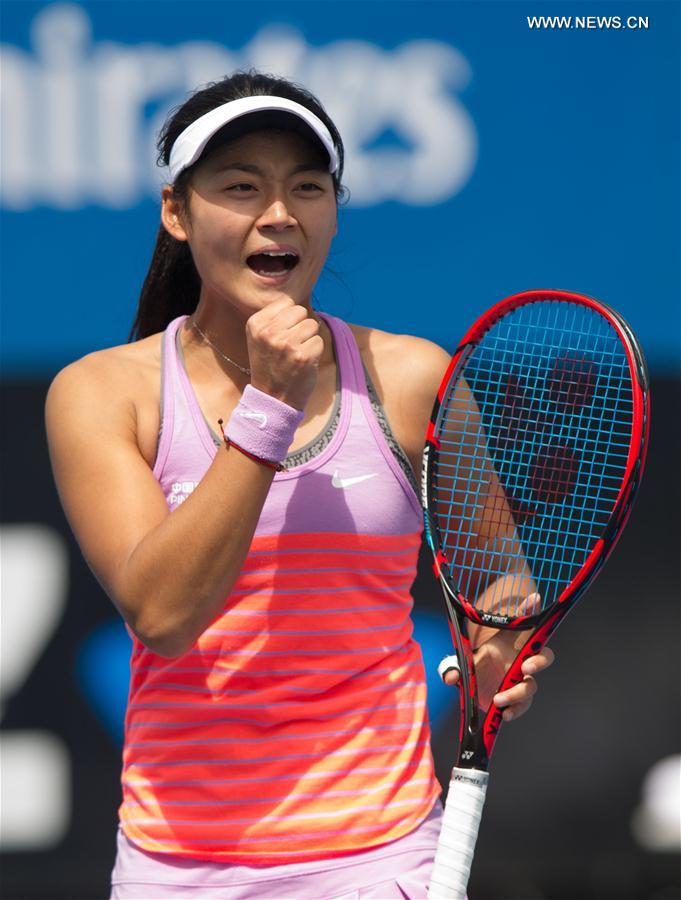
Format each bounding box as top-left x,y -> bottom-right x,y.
183,298 -> 335,375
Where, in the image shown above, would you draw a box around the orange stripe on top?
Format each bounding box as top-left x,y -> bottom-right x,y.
120,531 -> 440,862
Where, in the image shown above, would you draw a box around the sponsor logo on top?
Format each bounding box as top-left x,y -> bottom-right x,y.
331,470 -> 378,489
1,4 -> 477,210
169,480 -> 199,505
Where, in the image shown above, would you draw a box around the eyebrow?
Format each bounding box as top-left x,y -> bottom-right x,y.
213,162 -> 329,176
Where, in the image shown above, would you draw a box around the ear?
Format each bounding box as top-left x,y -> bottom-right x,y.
161,186 -> 189,242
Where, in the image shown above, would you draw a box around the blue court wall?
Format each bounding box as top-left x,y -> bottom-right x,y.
1,0 -> 679,374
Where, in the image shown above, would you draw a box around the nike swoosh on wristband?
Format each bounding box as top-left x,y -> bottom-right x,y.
238,410 -> 268,429
331,470 -> 378,489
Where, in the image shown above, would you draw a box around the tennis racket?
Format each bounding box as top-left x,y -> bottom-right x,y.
422,289 -> 650,899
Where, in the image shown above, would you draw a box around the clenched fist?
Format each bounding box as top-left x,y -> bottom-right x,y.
245,298 -> 324,411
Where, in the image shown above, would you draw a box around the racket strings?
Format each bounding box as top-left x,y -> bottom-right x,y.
432,300 -> 634,618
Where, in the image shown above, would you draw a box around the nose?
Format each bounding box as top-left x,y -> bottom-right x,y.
257,197 -> 296,232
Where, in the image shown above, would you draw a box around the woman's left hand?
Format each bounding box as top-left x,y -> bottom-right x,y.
442,624 -> 555,721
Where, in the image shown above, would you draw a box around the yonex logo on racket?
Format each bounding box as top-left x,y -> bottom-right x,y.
481,613 -> 510,625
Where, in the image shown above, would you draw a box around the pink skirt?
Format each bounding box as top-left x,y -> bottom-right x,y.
111,803 -> 442,899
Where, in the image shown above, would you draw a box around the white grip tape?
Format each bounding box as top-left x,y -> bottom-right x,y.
428,768 -> 489,899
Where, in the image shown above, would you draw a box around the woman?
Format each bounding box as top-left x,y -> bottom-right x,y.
46,71 -> 553,898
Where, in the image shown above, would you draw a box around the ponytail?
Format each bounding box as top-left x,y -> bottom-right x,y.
128,224 -> 199,341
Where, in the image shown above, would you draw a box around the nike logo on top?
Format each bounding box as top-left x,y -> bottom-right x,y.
331,470 -> 378,489
238,410 -> 268,429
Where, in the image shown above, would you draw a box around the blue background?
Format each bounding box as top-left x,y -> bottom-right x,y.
2,0 -> 679,375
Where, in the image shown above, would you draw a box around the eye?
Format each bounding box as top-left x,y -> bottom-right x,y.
296,181 -> 324,194
296,181 -> 324,196
226,183 -> 256,193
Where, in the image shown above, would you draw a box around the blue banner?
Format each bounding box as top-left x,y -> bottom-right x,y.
1,1 -> 679,373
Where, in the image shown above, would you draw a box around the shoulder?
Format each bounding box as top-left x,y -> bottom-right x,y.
46,333 -> 163,438
346,322 -> 451,471
348,322 -> 450,404
48,333 -> 161,397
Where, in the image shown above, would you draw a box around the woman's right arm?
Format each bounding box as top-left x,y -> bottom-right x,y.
45,299 -> 322,658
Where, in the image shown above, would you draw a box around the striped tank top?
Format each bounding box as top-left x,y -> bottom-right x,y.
119,312 -> 440,863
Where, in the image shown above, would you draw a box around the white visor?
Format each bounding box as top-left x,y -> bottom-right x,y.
167,95 -> 340,182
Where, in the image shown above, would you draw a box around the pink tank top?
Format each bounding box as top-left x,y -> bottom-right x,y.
119,313 -> 439,863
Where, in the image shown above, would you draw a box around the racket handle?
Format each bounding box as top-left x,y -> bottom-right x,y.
428,767 -> 489,899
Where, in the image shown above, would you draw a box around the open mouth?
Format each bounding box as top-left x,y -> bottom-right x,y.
246,250 -> 299,277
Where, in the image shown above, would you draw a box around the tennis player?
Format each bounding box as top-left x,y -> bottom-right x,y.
45,70 -> 554,899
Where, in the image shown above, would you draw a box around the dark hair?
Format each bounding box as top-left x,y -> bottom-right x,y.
128,70 -> 346,341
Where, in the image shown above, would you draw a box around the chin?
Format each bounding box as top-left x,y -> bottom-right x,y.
250,282 -> 313,309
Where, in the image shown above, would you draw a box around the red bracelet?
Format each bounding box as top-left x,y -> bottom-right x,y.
217,419 -> 284,472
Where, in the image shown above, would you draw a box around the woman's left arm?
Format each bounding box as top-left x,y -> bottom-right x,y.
368,330 -> 555,720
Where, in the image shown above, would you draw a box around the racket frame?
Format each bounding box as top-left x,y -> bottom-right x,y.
422,288 -> 650,768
